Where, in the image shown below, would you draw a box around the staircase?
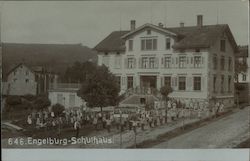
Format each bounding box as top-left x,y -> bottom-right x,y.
119,87 -> 161,107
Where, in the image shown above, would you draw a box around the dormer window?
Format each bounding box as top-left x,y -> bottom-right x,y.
195,49 -> 200,52
220,39 -> 226,52
147,29 -> 151,35
116,52 -> 120,55
105,52 -> 108,55
166,38 -> 171,50
128,39 -> 133,51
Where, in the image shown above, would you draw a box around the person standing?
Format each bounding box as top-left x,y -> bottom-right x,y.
93,115 -> 98,130
74,120 -> 81,138
106,117 -> 111,133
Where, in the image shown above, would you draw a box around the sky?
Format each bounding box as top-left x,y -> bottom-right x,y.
1,1 -> 249,48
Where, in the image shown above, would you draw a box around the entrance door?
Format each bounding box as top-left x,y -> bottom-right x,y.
140,76 -> 157,88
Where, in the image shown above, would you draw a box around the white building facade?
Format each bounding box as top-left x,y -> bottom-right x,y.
95,16 -> 238,107
48,83 -> 85,109
3,64 -> 37,96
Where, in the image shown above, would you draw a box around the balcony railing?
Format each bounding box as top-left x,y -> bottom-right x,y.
124,86 -> 161,98
49,83 -> 81,90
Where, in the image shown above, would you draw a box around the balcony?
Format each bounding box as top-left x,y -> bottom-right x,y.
49,83 -> 81,90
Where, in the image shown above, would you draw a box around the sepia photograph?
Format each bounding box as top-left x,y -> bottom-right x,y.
1,1 -> 249,149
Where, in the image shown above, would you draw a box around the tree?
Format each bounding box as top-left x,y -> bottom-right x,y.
33,95 -> 51,110
78,65 -> 120,112
160,85 -> 173,123
63,61 -> 97,83
5,96 -> 22,112
51,104 -> 65,135
52,104 -> 65,117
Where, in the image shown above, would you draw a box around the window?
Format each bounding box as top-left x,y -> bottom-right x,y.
13,78 -> 17,82
179,56 -> 186,68
149,57 -> 155,68
193,77 -> 201,91
103,55 -> 109,67
127,58 -> 134,69
178,76 -> 186,90
26,71 -> 29,76
228,57 -> 232,71
221,75 -> 224,93
142,57 -> 148,68
242,74 -> 247,81
69,94 -> 75,107
213,55 -> 218,70
147,30 -> 151,35
164,76 -> 171,88
115,56 -> 121,69
116,76 -> 121,90
166,38 -> 171,50
195,49 -> 200,52
164,57 -> 171,68
14,71 -> 16,76
194,56 -> 202,68
220,39 -> 226,52
228,76 -> 232,92
127,76 -> 133,89
128,40 -> 133,51
25,79 -> 29,83
140,98 -> 146,104
213,75 -> 217,93
141,38 -> 157,50
220,56 -> 225,70
57,94 -> 63,105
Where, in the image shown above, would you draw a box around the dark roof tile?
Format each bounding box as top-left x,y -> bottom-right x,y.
95,24 -> 238,52
94,31 -> 129,52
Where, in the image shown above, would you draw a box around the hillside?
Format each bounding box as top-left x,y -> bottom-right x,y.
2,43 -> 98,79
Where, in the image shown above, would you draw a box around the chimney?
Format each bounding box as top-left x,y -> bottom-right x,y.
158,22 -> 164,28
130,20 -> 136,31
197,15 -> 203,27
180,22 -> 184,27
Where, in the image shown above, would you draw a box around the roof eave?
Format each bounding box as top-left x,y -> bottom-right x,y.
121,24 -> 177,39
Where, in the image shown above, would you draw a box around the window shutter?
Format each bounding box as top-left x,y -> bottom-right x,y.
176,57 -> 178,64
133,58 -> 136,68
172,58 -> 174,64
139,57 -> 142,68
188,77 -> 193,91
161,77 -> 164,86
175,77 -> 178,89
124,58 -> 128,69
191,57 -> 194,64
201,76 -> 204,91
171,77 -> 175,87
155,57 -> 159,68
186,57 -> 189,64
161,57 -> 164,68
201,57 -> 204,67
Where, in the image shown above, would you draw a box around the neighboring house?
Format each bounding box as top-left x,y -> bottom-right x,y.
236,46 -> 249,83
2,63 -> 57,96
48,83 -> 85,109
31,66 -> 58,95
235,45 -> 249,104
2,63 -> 37,96
95,15 -> 238,108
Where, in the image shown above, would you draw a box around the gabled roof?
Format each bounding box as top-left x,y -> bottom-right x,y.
121,23 -> 177,39
6,63 -> 35,76
5,63 -> 56,79
168,24 -> 238,51
236,45 -> 248,58
94,31 -> 130,52
94,24 -> 238,53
